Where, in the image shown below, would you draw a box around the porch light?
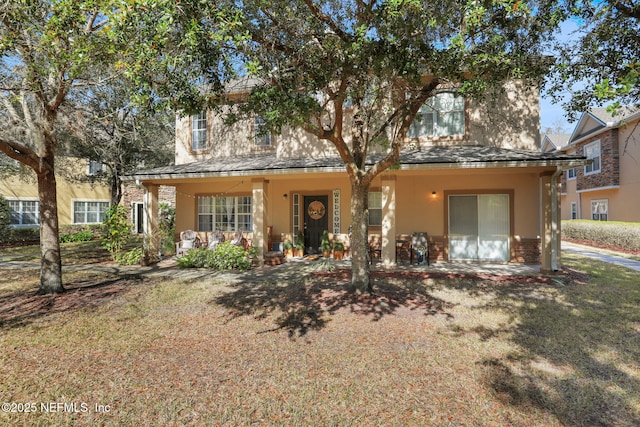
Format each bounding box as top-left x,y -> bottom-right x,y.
283,193 -> 288,200
431,191 -> 437,198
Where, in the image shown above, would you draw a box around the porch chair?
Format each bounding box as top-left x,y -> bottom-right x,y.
230,230 -> 248,249
411,232 -> 430,266
208,229 -> 225,251
176,230 -> 199,257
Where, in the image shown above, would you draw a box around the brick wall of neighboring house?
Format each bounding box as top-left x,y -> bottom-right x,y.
576,129 -> 620,191
121,183 -> 176,208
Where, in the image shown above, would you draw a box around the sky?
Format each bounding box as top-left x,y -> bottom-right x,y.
539,19 -> 581,135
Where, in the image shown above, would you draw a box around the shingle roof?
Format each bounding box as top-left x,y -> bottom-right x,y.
129,145 -> 584,181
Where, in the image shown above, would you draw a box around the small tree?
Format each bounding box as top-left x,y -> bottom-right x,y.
102,205 -> 131,261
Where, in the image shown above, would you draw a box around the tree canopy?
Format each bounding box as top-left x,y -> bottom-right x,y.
207,0 -> 562,292
548,1 -> 640,119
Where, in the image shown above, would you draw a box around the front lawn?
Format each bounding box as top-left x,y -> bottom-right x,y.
0,253 -> 638,426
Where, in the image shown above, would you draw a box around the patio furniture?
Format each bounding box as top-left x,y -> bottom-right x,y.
396,239 -> 412,265
230,230 -> 248,249
176,230 -> 199,257
208,229 -> 225,251
368,235 -> 382,264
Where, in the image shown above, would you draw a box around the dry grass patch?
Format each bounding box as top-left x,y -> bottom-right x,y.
0,254 -> 639,426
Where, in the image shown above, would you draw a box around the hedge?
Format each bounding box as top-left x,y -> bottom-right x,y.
562,220 -> 640,252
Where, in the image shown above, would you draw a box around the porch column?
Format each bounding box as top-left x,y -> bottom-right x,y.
540,169 -> 562,272
252,178 -> 268,265
381,175 -> 397,267
143,183 -> 159,261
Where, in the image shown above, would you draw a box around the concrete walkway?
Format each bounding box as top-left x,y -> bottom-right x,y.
561,241 -> 640,272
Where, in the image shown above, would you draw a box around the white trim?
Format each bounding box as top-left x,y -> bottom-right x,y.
576,185 -> 620,194
583,140 -> 601,176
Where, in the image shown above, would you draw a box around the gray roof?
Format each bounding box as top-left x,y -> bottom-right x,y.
542,134 -> 571,151
129,145 -> 584,181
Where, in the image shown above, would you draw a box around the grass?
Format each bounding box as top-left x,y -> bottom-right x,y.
0,252 -> 639,425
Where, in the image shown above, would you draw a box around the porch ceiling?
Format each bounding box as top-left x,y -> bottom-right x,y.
126,145 -> 585,182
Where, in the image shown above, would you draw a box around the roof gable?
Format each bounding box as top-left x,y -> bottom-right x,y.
541,134 -> 570,153
569,111 -> 607,143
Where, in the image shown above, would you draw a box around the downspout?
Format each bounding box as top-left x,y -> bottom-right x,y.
551,167 -> 562,271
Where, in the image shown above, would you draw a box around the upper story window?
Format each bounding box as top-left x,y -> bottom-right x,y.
368,191 -> 382,226
408,92 -> 465,139
87,160 -> 105,176
566,168 -> 576,180
254,116 -> 272,147
8,199 -> 39,226
584,140 -> 601,175
192,112 -> 207,151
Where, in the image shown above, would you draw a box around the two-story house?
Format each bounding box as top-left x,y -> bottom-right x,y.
0,158 -> 111,230
552,108 -> 640,222
130,80 -> 584,272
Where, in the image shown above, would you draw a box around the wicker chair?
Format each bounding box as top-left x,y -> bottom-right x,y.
208,230 -> 225,251
176,230 -> 199,257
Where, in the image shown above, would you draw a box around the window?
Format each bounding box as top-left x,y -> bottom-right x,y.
8,199 -> 39,226
409,92 -> 465,138
254,116 -> 271,147
198,196 -> 252,232
570,202 -> 577,220
584,140 -> 601,175
368,192 -> 382,226
591,199 -> 608,221
192,112 -> 207,151
87,160 -> 105,176
73,201 -> 109,224
567,168 -> 576,179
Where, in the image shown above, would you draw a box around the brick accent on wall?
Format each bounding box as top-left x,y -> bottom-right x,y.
512,238 -> 541,264
576,129 -> 620,191
121,183 -> 176,208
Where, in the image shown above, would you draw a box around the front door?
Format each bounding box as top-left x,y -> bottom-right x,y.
304,195 -> 329,254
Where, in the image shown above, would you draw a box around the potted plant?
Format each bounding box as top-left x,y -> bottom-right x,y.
294,230 -> 305,257
321,230 -> 331,258
283,239 -> 294,258
332,241 -> 345,260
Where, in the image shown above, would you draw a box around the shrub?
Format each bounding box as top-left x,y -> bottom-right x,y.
60,230 -> 95,243
115,247 -> 145,265
6,227 -> 39,244
0,195 -> 10,242
102,205 -> 132,260
177,242 -> 253,271
562,220 -> 640,251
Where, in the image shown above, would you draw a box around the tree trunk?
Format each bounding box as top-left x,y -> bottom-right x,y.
37,160 -> 63,294
350,180 -> 372,294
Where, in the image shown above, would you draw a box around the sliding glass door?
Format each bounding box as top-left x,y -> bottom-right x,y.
449,194 -> 510,261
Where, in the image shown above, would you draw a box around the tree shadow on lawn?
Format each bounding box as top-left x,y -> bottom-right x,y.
213,269 -> 456,338
442,264 -> 640,426
0,275 -> 144,329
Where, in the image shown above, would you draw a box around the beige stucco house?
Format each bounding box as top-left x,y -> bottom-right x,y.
131,81 -> 584,272
0,158 -> 111,228
548,108 -> 640,222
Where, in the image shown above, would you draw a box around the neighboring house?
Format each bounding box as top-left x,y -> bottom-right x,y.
551,108 -> 640,222
0,158 -> 111,228
130,80 -> 584,271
